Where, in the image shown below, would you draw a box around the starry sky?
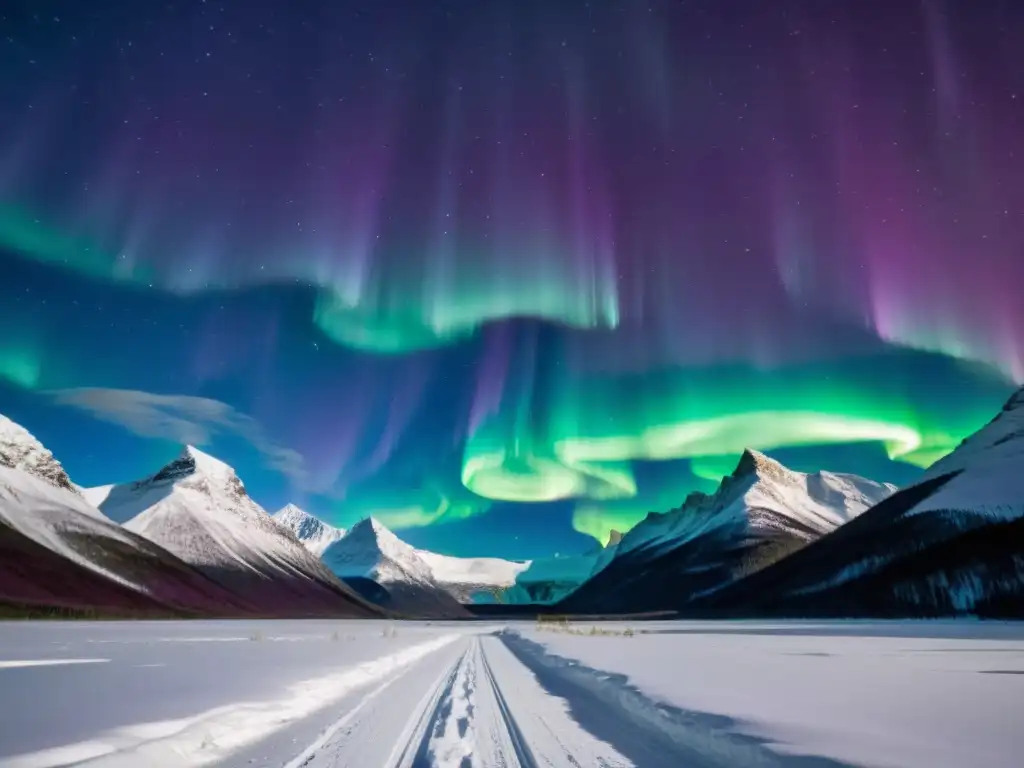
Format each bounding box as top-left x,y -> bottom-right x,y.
0,0 -> 1021,559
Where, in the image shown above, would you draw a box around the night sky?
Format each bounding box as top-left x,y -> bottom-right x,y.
0,0 -> 1021,559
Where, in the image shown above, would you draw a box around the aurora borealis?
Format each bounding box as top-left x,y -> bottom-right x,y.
0,0 -> 1021,557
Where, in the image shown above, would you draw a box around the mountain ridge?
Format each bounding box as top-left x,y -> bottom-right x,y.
0,413 -> 81,496
695,385 -> 1024,618
0,415 -> 267,617
322,517 -> 470,616
85,445 -> 381,618
272,504 -> 346,555
559,449 -> 896,614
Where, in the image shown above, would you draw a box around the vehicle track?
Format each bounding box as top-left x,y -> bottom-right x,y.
289,634 -> 629,768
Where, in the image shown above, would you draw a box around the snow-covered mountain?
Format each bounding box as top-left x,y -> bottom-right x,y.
0,415 -> 261,616
0,414 -> 80,495
560,450 -> 896,614
619,450 -> 896,559
322,518 -> 469,616
700,386 -> 1024,618
416,550 -> 530,603
86,446 -> 379,618
908,386 -> 1024,518
272,504 -> 345,555
318,515 -> 528,607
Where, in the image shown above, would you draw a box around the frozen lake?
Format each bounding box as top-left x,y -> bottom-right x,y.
0,619 -> 1022,767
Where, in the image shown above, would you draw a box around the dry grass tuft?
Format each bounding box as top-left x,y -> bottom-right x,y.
535,617 -> 636,637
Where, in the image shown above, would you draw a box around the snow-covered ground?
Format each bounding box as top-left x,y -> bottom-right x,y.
1,620 -> 1021,767
520,620 -> 1024,768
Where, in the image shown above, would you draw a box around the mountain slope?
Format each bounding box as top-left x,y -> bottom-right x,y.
0,416 -> 260,616
0,414 -> 81,496
321,518 -> 470,616
699,386 -> 1024,618
559,451 -> 896,614
415,549 -> 529,603
908,386 -> 1024,518
272,504 -> 346,555
89,447 -> 380,618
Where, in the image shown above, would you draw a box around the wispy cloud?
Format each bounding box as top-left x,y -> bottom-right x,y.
48,388 -> 308,485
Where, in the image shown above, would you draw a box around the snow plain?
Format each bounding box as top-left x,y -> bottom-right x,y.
0,619 -> 1022,767
522,620 -> 1024,768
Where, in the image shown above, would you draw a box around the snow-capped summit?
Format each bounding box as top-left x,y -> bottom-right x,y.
82,445 -> 251,523
908,384 -> 1024,518
153,444 -> 237,484
324,516 -> 437,584
0,415 -> 266,616
613,448 -> 897,561
700,386 -> 1024,618
560,450 -> 896,614
322,516 -> 527,603
141,445 -> 247,499
272,504 -> 346,555
0,413 -> 79,495
85,446 -> 378,617
733,447 -> 797,481
322,517 -> 468,616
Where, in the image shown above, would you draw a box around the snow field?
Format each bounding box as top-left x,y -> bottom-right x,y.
522,621 -> 1024,768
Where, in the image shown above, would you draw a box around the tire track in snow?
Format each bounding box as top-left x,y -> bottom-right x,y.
414,638 -> 480,767
405,636 -> 625,768
476,636 -> 631,768
293,634 -> 629,768
476,645 -> 537,768
388,648 -> 468,768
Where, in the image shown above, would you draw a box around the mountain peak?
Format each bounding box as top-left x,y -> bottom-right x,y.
146,445 -> 244,495
273,503 -> 318,530
351,515 -> 398,541
182,445 -> 236,477
619,449 -> 897,561
734,448 -> 788,478
1003,386 -> 1024,413
273,504 -> 345,555
323,516 -> 440,587
920,384 -> 1024,486
341,517 -> 429,569
274,502 -> 308,520
0,413 -> 79,494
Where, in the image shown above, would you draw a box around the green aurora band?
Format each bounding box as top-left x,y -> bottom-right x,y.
2,206 -> 622,355
464,359 -> 1005,540
0,208 -> 1015,543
